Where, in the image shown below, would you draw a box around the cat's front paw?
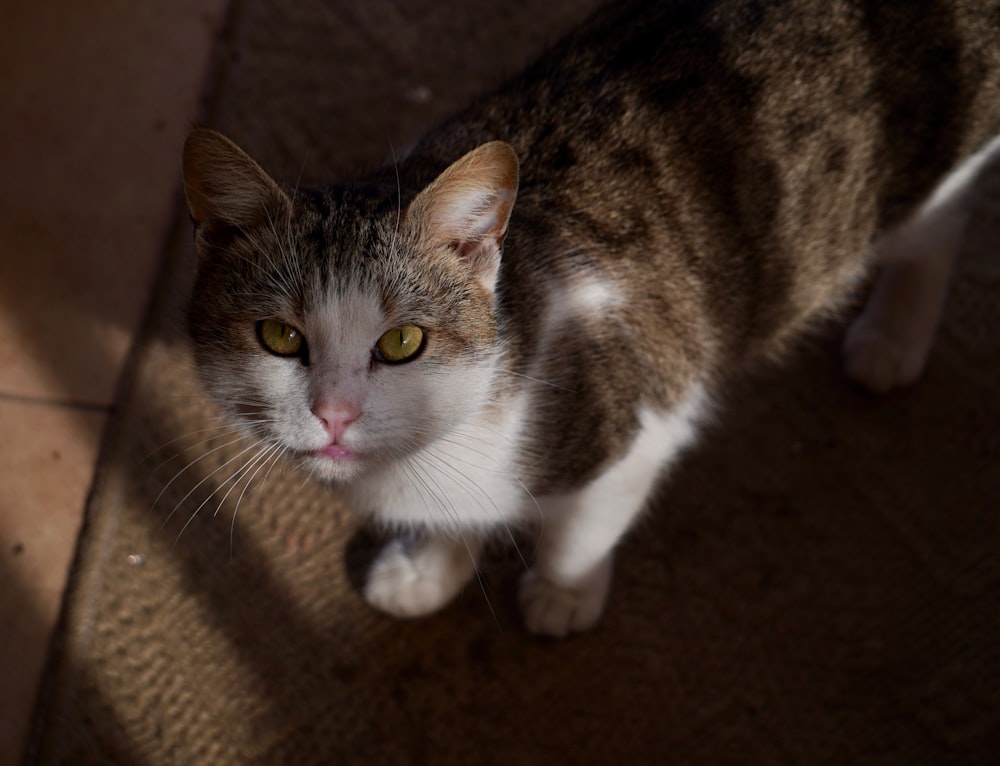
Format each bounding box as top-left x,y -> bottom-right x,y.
518,559 -> 612,638
843,319 -> 927,394
363,536 -> 476,619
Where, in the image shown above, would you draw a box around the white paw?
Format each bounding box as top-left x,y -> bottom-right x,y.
518,560 -> 612,638
363,537 -> 471,619
843,319 -> 927,394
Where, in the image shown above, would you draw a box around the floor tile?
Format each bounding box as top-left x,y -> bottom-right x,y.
0,0 -> 228,406
0,400 -> 107,764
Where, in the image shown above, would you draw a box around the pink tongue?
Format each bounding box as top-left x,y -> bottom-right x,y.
320,444 -> 353,458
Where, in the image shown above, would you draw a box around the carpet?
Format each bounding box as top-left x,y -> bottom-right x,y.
29,1 -> 1000,763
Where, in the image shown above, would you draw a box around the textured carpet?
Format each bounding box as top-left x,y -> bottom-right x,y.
29,1 -> 1000,764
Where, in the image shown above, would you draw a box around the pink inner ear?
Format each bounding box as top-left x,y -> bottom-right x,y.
450,239 -> 481,259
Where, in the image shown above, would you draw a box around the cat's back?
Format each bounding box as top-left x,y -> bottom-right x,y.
396,0 -> 1000,490
418,0 -> 1000,363
505,0 -> 1000,254
440,0 -> 1000,185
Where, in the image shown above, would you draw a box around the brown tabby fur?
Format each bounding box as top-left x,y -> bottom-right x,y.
356,0 -> 1000,488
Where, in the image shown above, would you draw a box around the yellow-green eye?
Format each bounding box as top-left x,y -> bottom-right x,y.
258,319 -> 305,357
375,326 -> 424,364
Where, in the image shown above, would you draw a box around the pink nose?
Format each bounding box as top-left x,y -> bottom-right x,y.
313,402 -> 360,442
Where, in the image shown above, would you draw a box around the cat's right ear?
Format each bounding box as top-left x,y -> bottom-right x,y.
182,127 -> 291,249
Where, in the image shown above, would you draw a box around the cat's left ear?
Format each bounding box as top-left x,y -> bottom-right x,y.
407,141 -> 519,293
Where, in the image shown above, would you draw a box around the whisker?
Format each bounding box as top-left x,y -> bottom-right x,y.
461,535 -> 502,633
140,416 -> 270,472
171,439 -> 274,548
229,444 -> 287,558
211,442 -> 280,518
494,368 -> 577,393
150,432 -> 251,513
418,444 -> 531,571
391,458 -> 503,628
400,453 -> 464,530
388,133 -> 402,237
139,422 -> 241,466
396,457 -> 443,521
161,439 -> 266,534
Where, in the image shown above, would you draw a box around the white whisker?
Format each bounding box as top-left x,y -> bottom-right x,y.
162,439 -> 268,537
139,422 -> 242,467
172,438 -> 276,548
495,368 -> 576,393
211,442 -> 280,518
151,432 -> 251,512
418,444 -> 532,572
229,443 -> 287,558
388,134 -> 402,238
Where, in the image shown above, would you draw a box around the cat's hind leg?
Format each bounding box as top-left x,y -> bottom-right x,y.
844,133 -> 1000,393
520,388 -> 708,637
364,532 -> 482,619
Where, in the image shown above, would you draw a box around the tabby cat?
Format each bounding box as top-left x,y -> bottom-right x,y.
182,0 -> 1000,636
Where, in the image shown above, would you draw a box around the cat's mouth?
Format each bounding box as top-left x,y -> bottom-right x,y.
302,442 -> 369,483
315,443 -> 358,460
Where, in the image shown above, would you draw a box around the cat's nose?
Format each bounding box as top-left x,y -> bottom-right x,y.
313,401 -> 361,441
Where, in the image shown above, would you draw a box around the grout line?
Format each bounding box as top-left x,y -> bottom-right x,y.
0,391 -> 114,414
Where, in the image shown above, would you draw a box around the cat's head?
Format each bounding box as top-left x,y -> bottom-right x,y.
182,128 -> 518,483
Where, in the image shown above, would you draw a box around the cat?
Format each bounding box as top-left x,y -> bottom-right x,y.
182,0 -> 1000,637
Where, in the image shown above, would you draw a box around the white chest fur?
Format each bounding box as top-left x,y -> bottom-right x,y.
347,389 -> 534,532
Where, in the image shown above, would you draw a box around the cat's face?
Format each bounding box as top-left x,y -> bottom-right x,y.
183,129 -> 518,483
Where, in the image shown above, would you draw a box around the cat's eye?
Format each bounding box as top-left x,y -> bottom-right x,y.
257,319 -> 306,358
375,326 -> 425,364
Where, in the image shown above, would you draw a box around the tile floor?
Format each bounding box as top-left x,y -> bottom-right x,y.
0,2 -> 228,762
